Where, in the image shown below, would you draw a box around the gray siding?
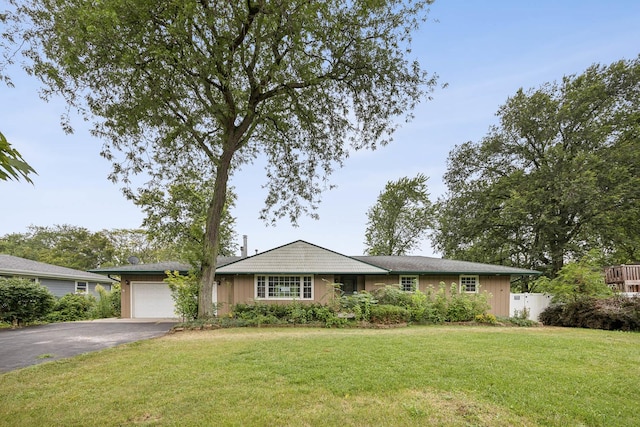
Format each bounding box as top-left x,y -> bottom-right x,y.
37,279 -> 111,298
39,278 -> 76,297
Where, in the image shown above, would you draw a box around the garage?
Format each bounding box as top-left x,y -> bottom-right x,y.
131,282 -> 176,318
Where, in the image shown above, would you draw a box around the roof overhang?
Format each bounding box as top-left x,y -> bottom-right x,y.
0,268 -> 116,283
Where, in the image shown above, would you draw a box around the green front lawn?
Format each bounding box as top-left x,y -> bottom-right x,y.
1,326 -> 639,426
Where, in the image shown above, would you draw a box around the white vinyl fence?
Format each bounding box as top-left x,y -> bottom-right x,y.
509,293 -> 552,321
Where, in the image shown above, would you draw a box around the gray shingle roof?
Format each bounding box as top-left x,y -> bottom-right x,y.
0,254 -> 116,282
216,241 -> 388,274
87,241 -> 541,277
89,257 -> 240,275
352,255 -> 541,276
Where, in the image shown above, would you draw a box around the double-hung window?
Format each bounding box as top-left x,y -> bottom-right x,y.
459,275 -> 478,293
400,275 -> 418,292
75,281 -> 88,294
255,275 -> 313,300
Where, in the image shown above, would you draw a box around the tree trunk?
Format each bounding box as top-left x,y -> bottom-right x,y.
198,147 -> 234,319
550,243 -> 565,277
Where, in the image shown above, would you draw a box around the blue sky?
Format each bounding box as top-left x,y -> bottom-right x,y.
1,0 -> 639,257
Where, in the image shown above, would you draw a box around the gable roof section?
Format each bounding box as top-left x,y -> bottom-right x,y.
0,254 -> 116,283
90,257 -> 240,275
352,255 -> 541,276
217,240 -> 388,274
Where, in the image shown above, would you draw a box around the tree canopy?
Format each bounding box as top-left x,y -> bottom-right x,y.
0,225 -> 115,270
433,57 -> 640,277
17,0 -> 438,317
364,174 -> 433,255
0,225 -> 236,270
135,180 -> 239,261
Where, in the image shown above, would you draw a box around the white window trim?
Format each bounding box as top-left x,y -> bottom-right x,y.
400,275 -> 419,292
75,281 -> 88,294
459,275 -> 479,293
255,275 -> 314,300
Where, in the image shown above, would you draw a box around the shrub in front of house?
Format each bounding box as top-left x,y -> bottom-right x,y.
369,304 -> 410,324
446,283 -> 491,322
475,313 -> 498,324
232,302 -> 336,326
109,284 -> 121,317
90,284 -> 116,318
165,271 -> 199,321
370,285 -> 434,323
0,277 -> 56,326
371,285 -> 412,307
48,293 -> 97,322
539,296 -> 640,331
340,291 -> 377,321
371,283 -> 491,323
225,282 -> 494,328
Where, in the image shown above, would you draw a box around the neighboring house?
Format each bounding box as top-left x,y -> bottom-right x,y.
91,240 -> 540,319
0,254 -> 115,297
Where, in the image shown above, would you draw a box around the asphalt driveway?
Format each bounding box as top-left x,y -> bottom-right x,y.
0,319 -> 177,373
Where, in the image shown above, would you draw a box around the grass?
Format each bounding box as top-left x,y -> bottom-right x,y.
35,353 -> 54,359
1,326 -> 639,426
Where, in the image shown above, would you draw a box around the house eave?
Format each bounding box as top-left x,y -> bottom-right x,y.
387,270 -> 542,276
0,268 -> 116,283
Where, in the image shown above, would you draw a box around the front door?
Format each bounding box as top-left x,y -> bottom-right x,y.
337,275 -> 359,295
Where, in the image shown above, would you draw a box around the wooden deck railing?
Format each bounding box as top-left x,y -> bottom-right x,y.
605,265 -> 640,292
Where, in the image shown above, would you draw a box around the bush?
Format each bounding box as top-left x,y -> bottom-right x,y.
286,301 -> 311,324
534,253 -> 612,303
340,291 -> 377,321
369,304 -> 410,324
109,284 -> 121,317
420,283 -> 492,323
0,278 -> 56,326
48,293 -> 96,322
431,285 -> 449,323
231,302 -> 344,327
539,296 -> 640,331
227,282 -> 493,328
371,285 -> 412,307
90,284 -> 115,318
497,316 -> 538,327
165,271 -> 199,321
475,313 -> 497,324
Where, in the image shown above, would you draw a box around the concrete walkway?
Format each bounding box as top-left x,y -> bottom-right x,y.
0,319 -> 177,373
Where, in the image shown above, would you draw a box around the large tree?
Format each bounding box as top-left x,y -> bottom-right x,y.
433,58 -> 640,277
364,174 -> 433,255
17,0 -> 438,317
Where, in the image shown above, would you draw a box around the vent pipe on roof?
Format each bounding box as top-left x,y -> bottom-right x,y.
241,235 -> 248,258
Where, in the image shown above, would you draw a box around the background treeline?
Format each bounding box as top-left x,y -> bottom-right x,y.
0,224 -> 238,270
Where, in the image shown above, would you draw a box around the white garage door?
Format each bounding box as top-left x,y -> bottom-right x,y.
131,282 -> 176,318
